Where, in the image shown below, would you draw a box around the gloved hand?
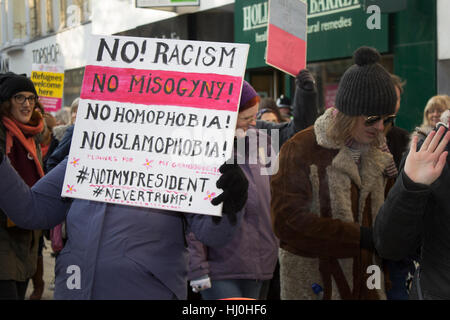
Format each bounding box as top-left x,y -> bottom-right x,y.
211,162 -> 248,224
190,275 -> 211,293
296,69 -> 316,91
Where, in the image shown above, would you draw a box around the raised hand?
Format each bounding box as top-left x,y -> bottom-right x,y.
296,69 -> 316,91
404,126 -> 449,185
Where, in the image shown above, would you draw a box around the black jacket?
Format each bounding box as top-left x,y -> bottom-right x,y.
374,129 -> 450,299
256,71 -> 318,146
386,125 -> 410,170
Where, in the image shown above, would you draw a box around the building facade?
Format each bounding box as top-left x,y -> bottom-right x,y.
0,0 -> 444,131
0,0 -> 234,107
235,0 -> 438,131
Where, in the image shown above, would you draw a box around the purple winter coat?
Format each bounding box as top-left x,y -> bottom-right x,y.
0,157 -> 243,300
187,129 -> 279,281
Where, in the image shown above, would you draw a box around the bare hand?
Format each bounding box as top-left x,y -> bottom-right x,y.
404,126 -> 449,185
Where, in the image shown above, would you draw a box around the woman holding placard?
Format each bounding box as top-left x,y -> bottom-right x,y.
187,81 -> 280,300
0,72 -> 249,299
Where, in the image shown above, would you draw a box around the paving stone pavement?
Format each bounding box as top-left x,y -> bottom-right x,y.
26,239 -> 55,300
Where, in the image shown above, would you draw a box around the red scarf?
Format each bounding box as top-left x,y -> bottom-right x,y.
2,113 -> 45,228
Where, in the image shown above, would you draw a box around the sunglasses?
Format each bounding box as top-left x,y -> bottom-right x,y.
364,114 -> 396,126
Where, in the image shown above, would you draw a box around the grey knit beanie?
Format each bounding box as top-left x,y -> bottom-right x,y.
335,46 -> 396,116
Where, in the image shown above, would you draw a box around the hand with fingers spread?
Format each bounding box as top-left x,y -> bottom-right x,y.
210,161 -> 248,224
405,126 -> 450,185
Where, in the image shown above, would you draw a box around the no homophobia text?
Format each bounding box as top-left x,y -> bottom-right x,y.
83,103 -> 231,129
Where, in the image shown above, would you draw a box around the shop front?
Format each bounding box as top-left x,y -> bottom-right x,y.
234,0 -> 290,99
234,0 -> 437,131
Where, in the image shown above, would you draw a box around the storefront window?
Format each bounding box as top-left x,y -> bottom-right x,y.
63,67 -> 84,107
307,55 -> 393,114
249,69 -> 286,100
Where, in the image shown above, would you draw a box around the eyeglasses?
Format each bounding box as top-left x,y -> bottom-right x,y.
364,114 -> 396,126
13,94 -> 38,105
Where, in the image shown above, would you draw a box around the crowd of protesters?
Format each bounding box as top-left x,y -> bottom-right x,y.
0,44 -> 449,300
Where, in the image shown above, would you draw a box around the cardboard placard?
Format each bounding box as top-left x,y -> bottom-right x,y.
62,35 -> 249,216
31,64 -> 65,112
266,0 -> 307,76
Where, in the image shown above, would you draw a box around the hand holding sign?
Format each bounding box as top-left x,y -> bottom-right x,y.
62,35 -> 249,216
211,162 -> 248,224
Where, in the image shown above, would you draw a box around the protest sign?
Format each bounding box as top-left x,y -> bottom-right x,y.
31,64 -> 65,112
266,0 -> 307,76
62,35 -> 249,216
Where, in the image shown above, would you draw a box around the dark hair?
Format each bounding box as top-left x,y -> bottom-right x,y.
259,97 -> 284,122
0,99 -> 12,119
34,101 -> 45,114
390,74 -> 406,95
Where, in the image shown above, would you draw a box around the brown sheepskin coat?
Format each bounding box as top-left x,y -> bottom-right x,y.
271,108 -> 394,300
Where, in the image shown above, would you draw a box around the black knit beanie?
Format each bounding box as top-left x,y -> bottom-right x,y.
335,46 -> 396,116
0,72 -> 38,103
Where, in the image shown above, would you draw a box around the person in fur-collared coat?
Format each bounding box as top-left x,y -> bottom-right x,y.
271,46 -> 398,300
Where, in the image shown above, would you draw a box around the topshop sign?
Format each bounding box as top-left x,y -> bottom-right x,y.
32,43 -> 61,64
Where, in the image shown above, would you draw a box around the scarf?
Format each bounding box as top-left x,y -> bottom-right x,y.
345,137 -> 397,178
345,138 -> 368,166
2,113 -> 45,227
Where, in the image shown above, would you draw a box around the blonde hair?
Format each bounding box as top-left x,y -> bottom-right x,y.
327,110 -> 384,147
422,95 -> 450,127
71,97 -> 79,113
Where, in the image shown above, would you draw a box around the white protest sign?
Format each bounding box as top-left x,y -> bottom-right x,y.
62,35 -> 249,216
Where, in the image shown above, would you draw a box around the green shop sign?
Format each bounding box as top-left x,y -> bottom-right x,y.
234,0 -> 388,68
234,0 -> 269,69
307,0 -> 388,61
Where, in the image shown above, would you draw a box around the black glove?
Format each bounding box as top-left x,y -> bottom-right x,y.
296,69 -> 316,91
360,226 -> 376,252
210,162 -> 248,224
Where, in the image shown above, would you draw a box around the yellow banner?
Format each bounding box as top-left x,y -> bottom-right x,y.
31,71 -> 65,98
